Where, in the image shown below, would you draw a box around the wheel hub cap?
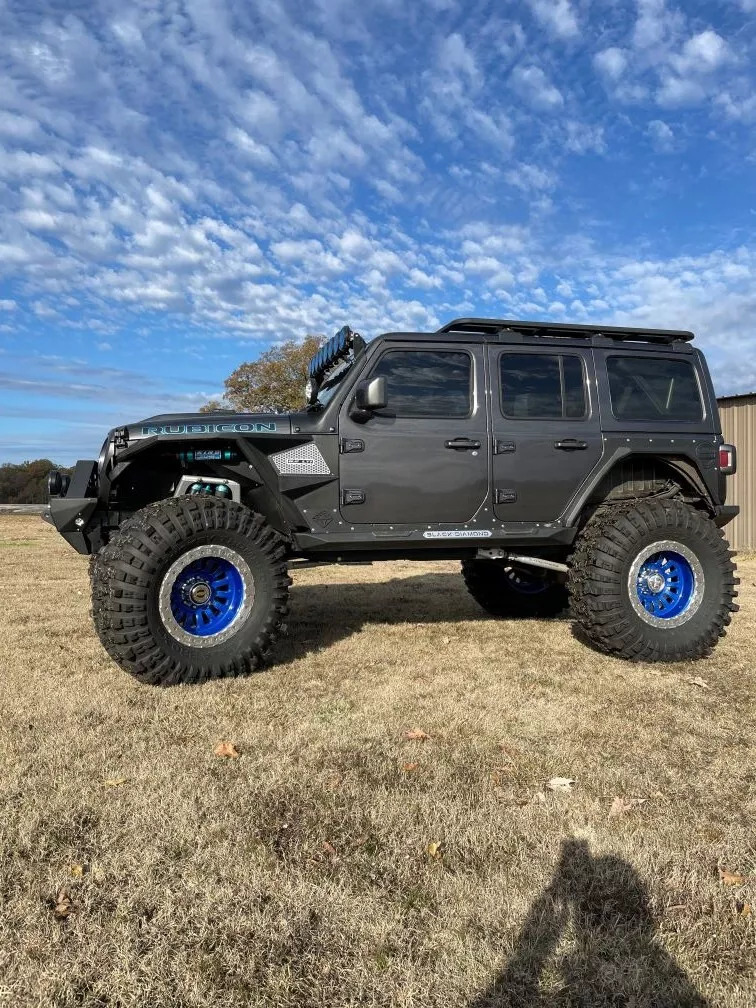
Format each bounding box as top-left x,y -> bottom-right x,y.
641,571 -> 666,595
186,580 -> 212,606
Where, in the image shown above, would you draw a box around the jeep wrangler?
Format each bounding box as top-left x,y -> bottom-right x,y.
47,318 -> 739,684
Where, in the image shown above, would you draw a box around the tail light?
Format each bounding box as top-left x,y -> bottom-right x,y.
719,444 -> 736,475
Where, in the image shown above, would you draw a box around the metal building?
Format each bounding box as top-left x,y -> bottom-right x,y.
717,393 -> 755,551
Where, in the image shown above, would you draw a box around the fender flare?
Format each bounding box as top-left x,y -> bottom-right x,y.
563,447 -> 715,527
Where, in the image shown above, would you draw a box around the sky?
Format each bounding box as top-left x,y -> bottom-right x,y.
1,0 -> 755,464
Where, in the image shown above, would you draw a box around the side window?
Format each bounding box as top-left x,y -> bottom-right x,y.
369,350 -> 472,418
500,353 -> 587,420
607,356 -> 703,421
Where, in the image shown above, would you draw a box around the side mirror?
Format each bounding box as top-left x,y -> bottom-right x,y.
350,376 -> 388,423
355,376 -> 388,412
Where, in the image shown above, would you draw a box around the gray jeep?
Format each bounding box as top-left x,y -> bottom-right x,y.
47,318 -> 739,684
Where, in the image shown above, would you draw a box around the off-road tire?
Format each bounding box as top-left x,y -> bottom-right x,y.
91,497 -> 290,685
569,499 -> 738,662
461,559 -> 569,618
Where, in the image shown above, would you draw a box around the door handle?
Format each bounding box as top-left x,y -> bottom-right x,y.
554,439 -> 588,450
445,438 -> 481,450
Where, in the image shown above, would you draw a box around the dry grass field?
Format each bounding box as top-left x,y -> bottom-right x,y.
0,514 -> 754,1008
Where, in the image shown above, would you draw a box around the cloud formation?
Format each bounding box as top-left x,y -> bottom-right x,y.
0,0 -> 755,460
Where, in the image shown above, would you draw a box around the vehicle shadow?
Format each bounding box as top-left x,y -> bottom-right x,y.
469,838 -> 708,1008
276,570 -> 571,665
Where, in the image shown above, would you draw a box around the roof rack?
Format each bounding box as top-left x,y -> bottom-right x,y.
437,317 -> 694,345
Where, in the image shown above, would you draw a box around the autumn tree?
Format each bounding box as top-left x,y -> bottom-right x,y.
201,335 -> 322,414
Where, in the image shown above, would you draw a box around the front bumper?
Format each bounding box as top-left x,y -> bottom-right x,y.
46,459 -> 99,554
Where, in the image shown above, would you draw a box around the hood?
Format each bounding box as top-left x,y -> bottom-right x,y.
125,412 -> 292,442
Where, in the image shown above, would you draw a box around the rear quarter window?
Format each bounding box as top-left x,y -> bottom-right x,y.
607,356 -> 703,422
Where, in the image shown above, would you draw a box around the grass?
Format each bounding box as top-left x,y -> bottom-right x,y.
0,514 -> 753,1008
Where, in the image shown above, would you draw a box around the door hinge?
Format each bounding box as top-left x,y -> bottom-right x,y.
340,438 -> 365,453
495,488 -> 517,504
494,440 -> 516,454
342,489 -> 366,505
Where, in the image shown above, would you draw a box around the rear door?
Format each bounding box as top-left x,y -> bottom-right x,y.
490,346 -> 603,522
338,343 -> 488,525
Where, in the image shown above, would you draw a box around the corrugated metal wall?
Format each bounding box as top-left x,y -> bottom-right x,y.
718,395 -> 756,551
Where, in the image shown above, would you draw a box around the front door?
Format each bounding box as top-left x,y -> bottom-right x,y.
338,344 -> 488,525
490,346 -> 604,522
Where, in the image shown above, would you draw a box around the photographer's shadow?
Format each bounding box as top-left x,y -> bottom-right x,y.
471,838 -> 708,1008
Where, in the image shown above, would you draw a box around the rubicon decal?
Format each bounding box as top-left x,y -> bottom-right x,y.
423,529 -> 493,539
141,422 -> 278,435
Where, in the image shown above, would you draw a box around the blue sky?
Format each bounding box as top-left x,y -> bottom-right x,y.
1,0 -> 755,464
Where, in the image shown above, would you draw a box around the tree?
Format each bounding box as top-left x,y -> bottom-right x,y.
201,335 -> 322,413
0,459 -> 71,504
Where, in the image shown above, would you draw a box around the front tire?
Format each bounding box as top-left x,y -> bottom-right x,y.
462,559 -> 568,618
91,497 -> 290,685
569,500 -> 738,662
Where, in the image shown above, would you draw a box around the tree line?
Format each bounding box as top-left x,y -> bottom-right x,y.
0,459 -> 71,505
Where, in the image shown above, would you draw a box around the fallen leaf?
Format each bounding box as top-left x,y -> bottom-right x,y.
426,841 -> 442,859
90,865 -> 106,884
685,676 -> 710,689
214,741 -> 240,758
53,888 -> 73,920
403,728 -> 430,741
719,868 -> 746,886
546,777 -> 575,794
400,762 -> 419,773
102,777 -> 128,787
68,864 -> 84,878
736,901 -> 752,917
608,797 -> 648,819
322,840 -> 338,857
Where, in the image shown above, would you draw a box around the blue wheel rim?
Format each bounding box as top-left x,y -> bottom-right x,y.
634,549 -> 696,621
170,555 -> 245,636
506,566 -> 550,595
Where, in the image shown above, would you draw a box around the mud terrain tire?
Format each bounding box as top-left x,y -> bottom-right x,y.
569,499 -> 738,662
91,497 -> 289,685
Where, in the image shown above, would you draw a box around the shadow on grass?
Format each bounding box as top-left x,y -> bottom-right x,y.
470,838 -> 708,1008
278,571 -> 570,664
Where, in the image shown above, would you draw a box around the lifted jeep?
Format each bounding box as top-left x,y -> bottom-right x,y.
47,318 -> 739,684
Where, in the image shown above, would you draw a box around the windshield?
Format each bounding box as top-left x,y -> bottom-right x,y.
312,359 -> 355,407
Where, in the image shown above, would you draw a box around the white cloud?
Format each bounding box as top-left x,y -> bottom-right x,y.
647,119 -> 675,151
510,65 -> 564,110
594,47 -> 628,81
505,164 -> 556,192
673,30 -> 730,73
527,0 -> 579,40
407,268 -> 441,290
656,74 -> 705,106
0,300 -> 17,311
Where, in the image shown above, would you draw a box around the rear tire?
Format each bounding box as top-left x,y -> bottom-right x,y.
91,497 -> 290,685
462,559 -> 568,618
569,499 -> 738,662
